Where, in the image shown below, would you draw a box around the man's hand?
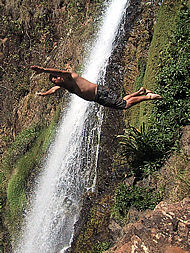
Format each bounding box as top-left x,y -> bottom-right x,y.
31,65 -> 44,74
36,92 -> 43,96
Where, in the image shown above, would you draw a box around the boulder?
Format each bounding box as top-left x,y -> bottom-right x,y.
106,198 -> 190,253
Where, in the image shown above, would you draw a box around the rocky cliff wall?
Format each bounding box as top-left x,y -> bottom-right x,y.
68,1 -> 162,252
0,1 -> 108,251
69,0 -> 190,252
0,0 -> 189,252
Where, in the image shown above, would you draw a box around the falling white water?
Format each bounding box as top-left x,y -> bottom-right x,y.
14,0 -> 129,252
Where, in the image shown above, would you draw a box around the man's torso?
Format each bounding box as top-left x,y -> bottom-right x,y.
61,72 -> 97,101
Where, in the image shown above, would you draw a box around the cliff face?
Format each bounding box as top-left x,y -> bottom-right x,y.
0,0 -> 189,252
69,0 -> 190,252
0,0 -> 107,251
0,0 -> 105,153
105,126 -> 190,253
69,1 -> 162,252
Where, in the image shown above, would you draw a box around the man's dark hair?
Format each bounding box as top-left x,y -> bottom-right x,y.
49,74 -> 57,82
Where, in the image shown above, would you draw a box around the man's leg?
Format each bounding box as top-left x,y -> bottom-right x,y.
124,93 -> 162,109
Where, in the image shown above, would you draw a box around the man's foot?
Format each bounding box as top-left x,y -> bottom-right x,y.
139,87 -> 146,95
145,89 -> 152,94
147,93 -> 163,100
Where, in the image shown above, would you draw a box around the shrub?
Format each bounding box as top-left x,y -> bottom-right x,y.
113,183 -> 162,220
92,241 -> 111,253
117,123 -> 164,177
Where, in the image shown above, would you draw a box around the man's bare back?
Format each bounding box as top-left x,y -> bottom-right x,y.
31,65 -> 162,110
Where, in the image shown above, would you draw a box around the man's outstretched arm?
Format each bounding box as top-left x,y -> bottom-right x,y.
36,86 -> 61,96
31,65 -> 71,78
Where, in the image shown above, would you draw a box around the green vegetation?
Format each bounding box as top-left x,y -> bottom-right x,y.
135,58 -> 147,91
117,124 -> 164,177
113,184 -> 162,220
92,241 -> 111,253
144,0 -> 184,90
113,1 -> 190,221
1,125 -> 41,175
0,0 -> 189,251
0,105 -> 61,234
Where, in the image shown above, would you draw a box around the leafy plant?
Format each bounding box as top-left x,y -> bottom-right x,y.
117,123 -> 164,177
113,184 -> 162,220
92,241 -> 111,253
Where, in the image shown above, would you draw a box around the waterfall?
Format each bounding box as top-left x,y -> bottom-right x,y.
14,0 -> 129,252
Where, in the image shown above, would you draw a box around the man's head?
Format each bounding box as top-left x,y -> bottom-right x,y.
49,74 -> 57,82
49,74 -> 63,85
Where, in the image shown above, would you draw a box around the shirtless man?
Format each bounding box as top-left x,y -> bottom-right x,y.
31,65 -> 162,110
